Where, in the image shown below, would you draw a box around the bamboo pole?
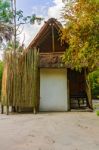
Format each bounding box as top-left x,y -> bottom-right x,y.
36,49 -> 39,112
33,48 -> 37,114
1,48 -> 39,114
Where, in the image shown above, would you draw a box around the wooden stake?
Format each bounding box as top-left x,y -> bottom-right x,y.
1,105 -> 4,114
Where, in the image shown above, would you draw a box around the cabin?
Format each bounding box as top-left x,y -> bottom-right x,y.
1,18 -> 92,115
27,18 -> 92,111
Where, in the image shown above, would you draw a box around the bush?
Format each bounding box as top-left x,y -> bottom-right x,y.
96,110 -> 99,116
89,69 -> 99,99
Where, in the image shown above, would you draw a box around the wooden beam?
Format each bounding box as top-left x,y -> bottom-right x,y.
52,25 -> 55,52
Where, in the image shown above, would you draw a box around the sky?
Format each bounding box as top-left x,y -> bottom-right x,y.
16,0 -> 65,47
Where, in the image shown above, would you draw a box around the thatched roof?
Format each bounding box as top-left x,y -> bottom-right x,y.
25,18 -> 68,67
27,18 -> 63,50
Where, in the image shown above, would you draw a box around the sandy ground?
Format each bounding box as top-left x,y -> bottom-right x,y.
0,112 -> 99,150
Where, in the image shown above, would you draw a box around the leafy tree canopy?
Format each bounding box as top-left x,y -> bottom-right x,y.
0,0 -> 13,44
61,0 -> 99,71
0,0 -> 13,23
0,0 -> 43,50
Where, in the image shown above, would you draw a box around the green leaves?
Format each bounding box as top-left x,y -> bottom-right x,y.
30,14 -> 44,25
61,0 -> 99,71
0,0 -> 12,23
0,0 -> 13,45
89,69 -> 99,98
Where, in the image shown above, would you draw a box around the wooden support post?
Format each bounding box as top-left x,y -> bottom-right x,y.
6,105 -> 9,115
67,69 -> 70,111
33,49 -> 38,114
1,105 -> 4,114
37,68 -> 40,112
12,106 -> 15,112
16,106 -> 19,113
84,69 -> 93,109
33,107 -> 36,114
52,24 -> 55,52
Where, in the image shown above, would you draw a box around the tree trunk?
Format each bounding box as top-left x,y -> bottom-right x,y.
84,69 -> 93,109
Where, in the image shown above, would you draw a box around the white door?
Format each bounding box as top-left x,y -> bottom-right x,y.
40,69 -> 68,111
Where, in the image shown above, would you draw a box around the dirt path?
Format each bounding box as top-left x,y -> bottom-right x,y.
0,112 -> 99,150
